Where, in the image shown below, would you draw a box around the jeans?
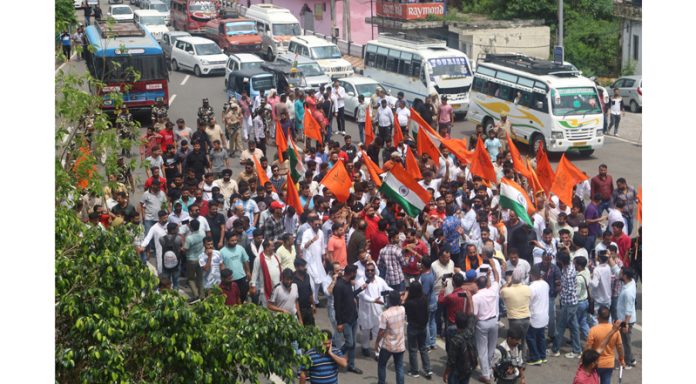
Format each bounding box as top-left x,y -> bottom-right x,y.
426,305 -> 437,348
327,296 -> 344,347
607,114 -> 621,134
234,277 -> 249,303
548,296 -> 557,342
435,303 -> 445,337
389,281 -> 405,292
577,299 -> 590,339
597,367 -> 614,384
526,325 -> 546,362
447,371 -> 471,384
186,260 -> 204,299
378,125 -> 392,144
337,107 -> 346,132
508,317 -> 530,357
378,349 -> 404,384
622,324 -> 634,363
445,324 -> 457,353
62,45 -> 71,59
407,325 -> 431,374
162,268 -> 179,288
143,220 -> 157,254
610,296 -> 619,322
358,122 -> 365,143
475,316 -> 498,379
553,303 -> 581,354
599,199 -> 611,216
340,318 -> 359,369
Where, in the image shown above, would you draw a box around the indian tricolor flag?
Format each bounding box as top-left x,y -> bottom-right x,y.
379,163 -> 431,218
286,136 -> 305,182
499,178 -> 536,226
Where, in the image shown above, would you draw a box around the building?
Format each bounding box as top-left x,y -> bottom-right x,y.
613,0 -> 642,75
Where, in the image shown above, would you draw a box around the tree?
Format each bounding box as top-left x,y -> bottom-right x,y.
56,0 -> 78,34
56,60 -> 323,384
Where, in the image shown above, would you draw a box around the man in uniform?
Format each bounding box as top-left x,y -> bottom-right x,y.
198,98 -> 215,124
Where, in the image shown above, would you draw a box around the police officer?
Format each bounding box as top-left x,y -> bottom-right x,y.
116,107 -> 134,157
151,100 -> 168,125
198,98 -> 214,124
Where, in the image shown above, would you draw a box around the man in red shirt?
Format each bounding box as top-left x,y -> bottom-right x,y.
437,273 -> 473,353
362,205 -> 381,240
590,164 -> 614,215
369,220 -> 389,262
402,228 -> 428,280
611,221 -> 632,267
144,167 -> 167,193
159,120 -> 176,153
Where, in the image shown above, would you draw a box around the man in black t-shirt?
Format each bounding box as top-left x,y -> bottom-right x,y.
293,258 -> 315,326
111,192 -> 137,222
206,201 -> 227,250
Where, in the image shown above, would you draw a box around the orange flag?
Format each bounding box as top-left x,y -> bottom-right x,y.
469,137 -> 498,184
526,157 -> 545,198
535,146 -> 555,195
410,107 -> 474,165
404,145 -> 423,180
275,121 -> 287,163
304,110 -> 323,145
417,125 -> 441,168
550,154 -> 588,207
365,107 -> 375,146
320,160 -> 352,203
636,186 -> 642,223
393,112 -> 404,147
285,176 -> 304,215
361,150 -> 383,187
253,156 -> 276,192
506,135 -> 531,180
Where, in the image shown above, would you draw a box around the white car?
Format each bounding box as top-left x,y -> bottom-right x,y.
171,36 -> 227,77
287,36 -> 353,79
276,53 -> 331,90
107,5 -> 134,21
338,76 -> 388,118
143,0 -> 170,26
134,9 -> 168,41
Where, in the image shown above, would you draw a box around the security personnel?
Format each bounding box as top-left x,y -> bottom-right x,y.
198,98 -> 214,124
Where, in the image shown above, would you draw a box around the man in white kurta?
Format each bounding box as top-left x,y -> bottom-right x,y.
356,262 -> 392,357
301,217 -> 327,304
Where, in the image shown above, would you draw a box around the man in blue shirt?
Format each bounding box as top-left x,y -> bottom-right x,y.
220,232 -> 251,303
617,267 -> 637,368
442,205 -> 463,266
300,329 -> 348,384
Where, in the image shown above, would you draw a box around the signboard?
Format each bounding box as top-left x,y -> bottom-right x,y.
376,1 -> 445,21
553,46 -> 564,65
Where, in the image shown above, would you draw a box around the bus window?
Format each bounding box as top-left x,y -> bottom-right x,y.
531,92 -> 547,112
498,84 -> 513,102
386,49 -> 400,73
399,51 -> 412,76
472,77 -> 485,92
411,56 -> 422,78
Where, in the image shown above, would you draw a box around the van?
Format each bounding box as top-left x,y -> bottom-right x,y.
239,4 -> 301,61
276,53 -> 330,90
287,36 -> 353,79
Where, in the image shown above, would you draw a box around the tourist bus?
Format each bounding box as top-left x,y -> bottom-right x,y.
363,33 -> 473,114
468,53 -> 604,156
85,22 -> 169,111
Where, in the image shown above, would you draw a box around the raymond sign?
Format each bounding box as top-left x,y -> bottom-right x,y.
376,1 -> 445,21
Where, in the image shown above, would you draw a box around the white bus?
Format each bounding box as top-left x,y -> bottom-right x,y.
363,33 -> 473,114
468,53 -> 604,156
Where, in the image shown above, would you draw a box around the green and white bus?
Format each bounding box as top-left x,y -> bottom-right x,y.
468,53 -> 604,156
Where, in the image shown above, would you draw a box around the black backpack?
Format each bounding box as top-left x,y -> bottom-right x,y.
493,345 -> 515,381
161,235 -> 180,270
454,329 -> 478,377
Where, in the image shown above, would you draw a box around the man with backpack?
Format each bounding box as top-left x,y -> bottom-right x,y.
443,311 -> 478,384
159,223 -> 183,289
491,327 -> 526,384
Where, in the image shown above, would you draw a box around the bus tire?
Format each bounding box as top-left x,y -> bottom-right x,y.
171,59 -> 179,72
194,65 -> 202,77
578,149 -> 595,157
482,116 -> 494,133
529,133 -> 546,157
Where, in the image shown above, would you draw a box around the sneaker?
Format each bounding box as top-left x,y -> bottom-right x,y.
361,348 -> 371,357
423,371 -> 433,379
406,371 -> 420,378
550,350 -> 561,357
527,360 -> 543,366
347,366 -> 363,374
541,358 -> 549,363
624,365 -> 633,370
565,352 -> 579,359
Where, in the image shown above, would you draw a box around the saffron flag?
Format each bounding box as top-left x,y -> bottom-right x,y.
365,107 -> 375,146
636,186 -> 642,223
379,163 -> 432,218
469,137 -> 498,184
393,112 -> 404,147
404,145 -> 423,180
499,178 -> 536,226
506,135 -> 531,180
320,160 -> 352,203
275,121 -> 287,163
417,124 -> 441,168
361,150 -> 383,187
535,146 -> 555,195
253,156 -> 276,192
550,154 -> 588,207
410,107 -> 474,164
304,109 -> 323,145
526,157 -> 546,199
286,136 -> 306,182
285,175 -> 304,216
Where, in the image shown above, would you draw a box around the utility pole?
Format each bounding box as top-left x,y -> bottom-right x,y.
330,0 -> 336,42
558,0 -> 564,48
343,0 -> 351,42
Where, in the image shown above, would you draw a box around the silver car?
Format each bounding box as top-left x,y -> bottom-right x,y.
611,75 -> 642,113
337,76 -> 387,118
160,31 -> 191,61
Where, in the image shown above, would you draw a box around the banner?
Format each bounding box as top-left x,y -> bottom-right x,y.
376,1 -> 445,21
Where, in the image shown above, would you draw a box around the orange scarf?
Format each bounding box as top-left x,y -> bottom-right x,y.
465,255 -> 483,272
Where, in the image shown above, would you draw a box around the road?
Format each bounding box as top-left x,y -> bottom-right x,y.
57,4 -> 642,382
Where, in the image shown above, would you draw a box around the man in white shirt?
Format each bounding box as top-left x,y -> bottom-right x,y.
139,210 -> 169,274
249,239 -> 282,307
526,265 -> 550,365
213,169 -> 238,203
589,250 -> 619,315
606,200 -> 628,235
506,249 -> 531,285
357,262 -> 392,357
473,264 -> 500,381
301,216 -> 328,304
395,100 -> 410,137
332,80 -> 347,135
376,99 -> 394,144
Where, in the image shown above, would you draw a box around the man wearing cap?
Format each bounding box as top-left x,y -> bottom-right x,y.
139,210 -> 170,274
493,112 -> 511,151
263,201 -> 286,243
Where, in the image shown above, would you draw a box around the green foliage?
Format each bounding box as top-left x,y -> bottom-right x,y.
56,0 -> 78,34
621,60 -> 636,76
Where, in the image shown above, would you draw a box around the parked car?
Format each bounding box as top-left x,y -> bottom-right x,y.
129,0 -> 140,7
610,75 -> 642,113
338,76 -> 388,118
171,36 -> 227,77
225,53 -> 264,88
201,18 -> 262,54
276,53 -> 330,91
108,0 -> 124,4
287,36 -> 353,79
143,0 -> 170,25
160,31 -> 191,61
107,4 -> 134,21
133,9 -> 168,41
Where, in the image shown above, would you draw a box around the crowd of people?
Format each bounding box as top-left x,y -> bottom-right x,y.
70,78 -> 641,384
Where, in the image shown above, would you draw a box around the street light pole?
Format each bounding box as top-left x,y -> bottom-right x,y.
558,0 -> 564,48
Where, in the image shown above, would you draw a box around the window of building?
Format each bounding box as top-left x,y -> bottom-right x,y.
632,34 -> 639,61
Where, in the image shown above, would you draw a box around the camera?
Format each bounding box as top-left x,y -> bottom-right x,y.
505,270 -> 514,277
442,273 -> 453,279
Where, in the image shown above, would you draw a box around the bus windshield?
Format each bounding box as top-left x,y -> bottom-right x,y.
311,45 -> 341,60
188,1 -> 213,12
272,23 -> 301,36
298,63 -> 323,76
551,87 -> 602,116
93,55 -> 168,82
252,76 -> 274,91
428,57 -> 471,78
226,22 -> 256,35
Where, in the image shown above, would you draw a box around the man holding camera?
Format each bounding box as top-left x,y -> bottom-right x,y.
438,273 -> 474,353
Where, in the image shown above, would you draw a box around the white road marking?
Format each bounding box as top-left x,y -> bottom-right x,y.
180,75 -> 190,86
63,126 -> 74,144
605,135 -> 641,146
169,94 -> 177,106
